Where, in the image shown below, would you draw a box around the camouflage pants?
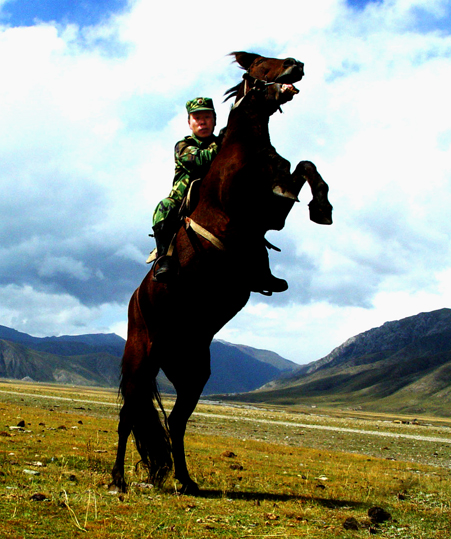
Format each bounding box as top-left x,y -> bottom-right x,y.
152,176 -> 191,227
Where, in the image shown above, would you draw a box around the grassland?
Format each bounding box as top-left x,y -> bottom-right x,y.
1,379 -> 451,538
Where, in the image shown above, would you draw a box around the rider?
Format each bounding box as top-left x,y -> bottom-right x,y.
152,97 -> 219,281
151,96 -> 287,294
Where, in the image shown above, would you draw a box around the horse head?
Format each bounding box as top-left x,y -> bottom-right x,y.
224,51 -> 305,104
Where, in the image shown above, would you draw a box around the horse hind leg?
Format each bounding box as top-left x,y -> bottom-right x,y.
168,391 -> 201,495
166,352 -> 211,496
110,400 -> 133,492
111,290 -> 172,491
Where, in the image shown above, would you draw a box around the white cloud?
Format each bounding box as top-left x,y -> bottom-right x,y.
0,284 -> 124,337
38,256 -> 92,280
1,0 -> 451,363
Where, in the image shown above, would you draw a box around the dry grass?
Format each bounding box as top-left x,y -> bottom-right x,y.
1,380 -> 451,538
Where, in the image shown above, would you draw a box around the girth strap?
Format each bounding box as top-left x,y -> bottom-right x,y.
146,217 -> 225,264
185,217 -> 226,251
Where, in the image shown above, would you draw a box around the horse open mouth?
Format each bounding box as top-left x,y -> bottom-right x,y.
281,84 -> 300,96
275,61 -> 304,86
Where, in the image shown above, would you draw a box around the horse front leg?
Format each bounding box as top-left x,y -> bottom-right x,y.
270,160 -> 333,229
266,150 -> 307,231
293,160 -> 333,225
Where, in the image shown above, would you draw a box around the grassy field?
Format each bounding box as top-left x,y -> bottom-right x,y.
1,379 -> 451,538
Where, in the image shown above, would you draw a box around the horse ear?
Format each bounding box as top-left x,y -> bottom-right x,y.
230,51 -> 261,70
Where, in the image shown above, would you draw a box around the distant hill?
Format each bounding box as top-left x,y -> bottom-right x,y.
214,340 -> 296,373
0,325 -> 297,394
0,326 -> 125,358
219,308 -> 451,417
0,339 -> 120,387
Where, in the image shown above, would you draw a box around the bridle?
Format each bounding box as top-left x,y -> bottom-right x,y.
242,72 -> 277,95
232,72 -> 278,109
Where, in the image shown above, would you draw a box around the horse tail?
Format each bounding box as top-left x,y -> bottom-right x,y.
119,288 -> 173,486
128,377 -> 173,486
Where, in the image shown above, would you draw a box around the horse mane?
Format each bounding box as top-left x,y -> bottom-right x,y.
224,51 -> 261,102
223,83 -> 241,102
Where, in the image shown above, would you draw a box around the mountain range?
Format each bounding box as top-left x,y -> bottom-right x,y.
0,325 -> 297,395
223,308 -> 451,417
3,307 -> 451,416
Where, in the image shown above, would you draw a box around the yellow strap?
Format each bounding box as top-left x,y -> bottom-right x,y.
145,238 -> 175,264
146,218 -> 225,264
146,248 -> 157,264
185,217 -> 226,251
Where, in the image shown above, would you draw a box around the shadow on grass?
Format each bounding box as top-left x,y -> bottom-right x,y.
195,489 -> 365,508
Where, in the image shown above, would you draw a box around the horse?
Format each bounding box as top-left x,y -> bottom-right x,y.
110,52 -> 333,496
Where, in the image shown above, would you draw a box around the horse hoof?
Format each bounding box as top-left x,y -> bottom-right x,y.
180,480 -> 200,496
308,200 -> 333,225
109,478 -> 127,494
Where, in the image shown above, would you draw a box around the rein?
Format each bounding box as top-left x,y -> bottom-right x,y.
232,73 -> 282,114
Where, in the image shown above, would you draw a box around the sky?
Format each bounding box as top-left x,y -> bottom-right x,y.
1,0 -> 451,365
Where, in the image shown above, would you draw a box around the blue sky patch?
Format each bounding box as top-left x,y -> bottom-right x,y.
325,60 -> 361,83
0,0 -> 129,27
347,0 -> 382,10
119,94 -> 179,133
410,5 -> 451,35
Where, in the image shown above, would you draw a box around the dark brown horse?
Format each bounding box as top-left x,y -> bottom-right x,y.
110,52 -> 333,496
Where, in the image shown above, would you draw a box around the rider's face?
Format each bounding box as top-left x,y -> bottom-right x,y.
188,111 -> 216,139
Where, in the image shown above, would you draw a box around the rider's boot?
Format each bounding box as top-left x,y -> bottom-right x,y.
152,220 -> 177,283
250,244 -> 288,296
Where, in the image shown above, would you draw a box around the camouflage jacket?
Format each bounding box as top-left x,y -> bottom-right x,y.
173,134 -> 219,186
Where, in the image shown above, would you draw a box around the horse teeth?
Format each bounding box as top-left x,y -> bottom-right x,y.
281,84 -> 299,95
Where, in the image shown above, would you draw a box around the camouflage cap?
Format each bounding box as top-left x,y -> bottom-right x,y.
186,97 -> 215,115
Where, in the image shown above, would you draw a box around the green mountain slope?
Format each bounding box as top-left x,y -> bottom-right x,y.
0,339 -> 120,386
220,308 -> 451,417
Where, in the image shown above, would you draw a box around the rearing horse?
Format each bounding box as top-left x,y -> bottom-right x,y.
111,52 -> 333,495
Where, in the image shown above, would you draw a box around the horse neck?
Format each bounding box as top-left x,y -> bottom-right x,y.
225,91 -> 272,148
192,91 -> 273,240
225,80 -> 273,140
